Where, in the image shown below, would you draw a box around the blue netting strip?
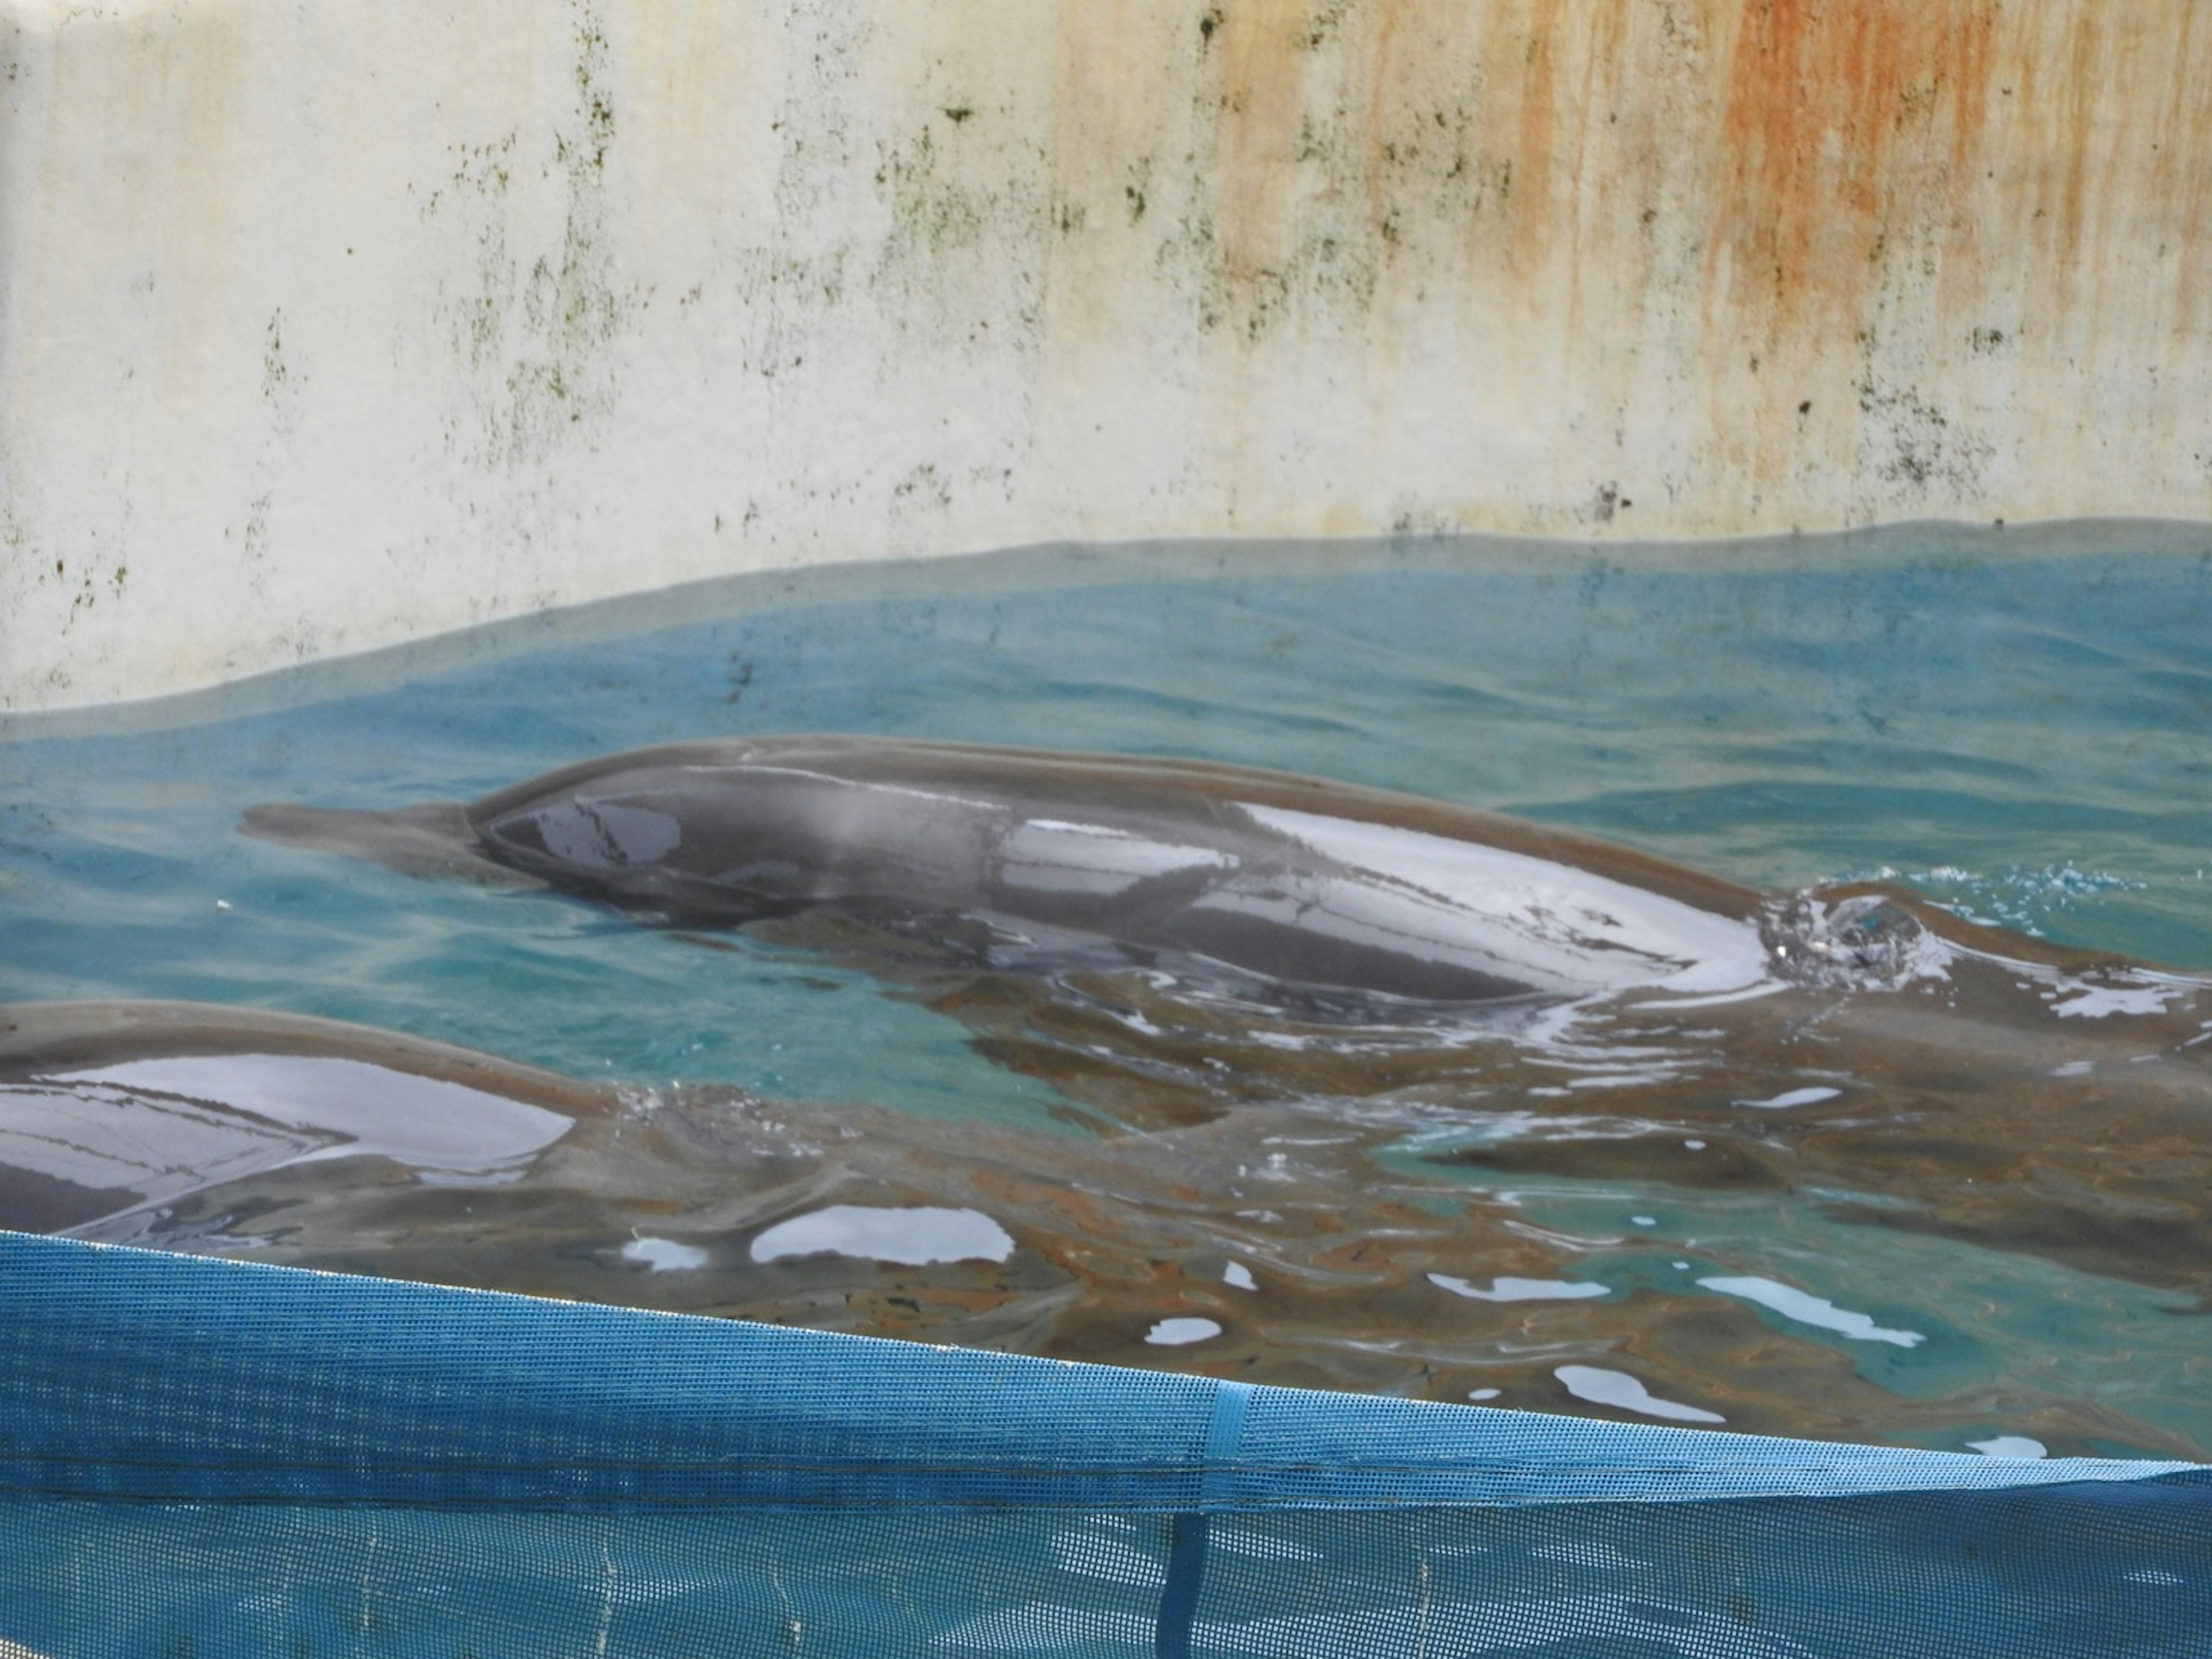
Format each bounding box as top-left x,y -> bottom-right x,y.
2,1232 -> 2206,1657
0,1233 -> 2193,1513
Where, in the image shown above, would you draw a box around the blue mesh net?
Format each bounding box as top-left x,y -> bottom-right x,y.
1,1231 -> 2204,1656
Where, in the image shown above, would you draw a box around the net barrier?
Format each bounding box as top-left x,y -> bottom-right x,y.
0,1232 -> 2204,1657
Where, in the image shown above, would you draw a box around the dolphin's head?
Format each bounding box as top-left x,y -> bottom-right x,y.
462,759 -> 859,923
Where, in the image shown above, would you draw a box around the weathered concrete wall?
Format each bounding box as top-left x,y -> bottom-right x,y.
3,1 -> 2209,709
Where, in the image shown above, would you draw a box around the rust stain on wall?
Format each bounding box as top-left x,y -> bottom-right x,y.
1710,2 -> 1995,348
1059,0 -> 2212,517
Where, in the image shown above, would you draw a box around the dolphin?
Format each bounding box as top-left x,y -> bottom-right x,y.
245,734 -> 1804,1009
243,733 -> 2201,1015
0,1000 -> 605,1236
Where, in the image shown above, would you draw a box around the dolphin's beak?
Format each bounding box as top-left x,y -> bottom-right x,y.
240,801 -> 540,887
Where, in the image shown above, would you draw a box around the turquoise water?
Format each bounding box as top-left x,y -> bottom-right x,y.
3,523 -> 2209,1455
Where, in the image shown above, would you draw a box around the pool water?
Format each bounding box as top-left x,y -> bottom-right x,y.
2,522 -> 2208,1460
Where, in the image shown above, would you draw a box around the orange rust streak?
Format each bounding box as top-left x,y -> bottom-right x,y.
2049,9 -> 2103,310
1509,0 -> 1561,282
1709,0 -> 2002,351
2168,12 -> 2212,338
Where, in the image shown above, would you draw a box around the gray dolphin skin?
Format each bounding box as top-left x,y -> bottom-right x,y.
0,1001 -> 603,1236
247,735 -> 1787,1009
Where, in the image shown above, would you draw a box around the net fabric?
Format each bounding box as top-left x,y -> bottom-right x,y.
0,1233 -> 2203,1657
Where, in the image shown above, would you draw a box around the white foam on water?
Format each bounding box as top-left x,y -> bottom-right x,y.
1554,1366 -> 1725,1424
748,1205 -> 1015,1265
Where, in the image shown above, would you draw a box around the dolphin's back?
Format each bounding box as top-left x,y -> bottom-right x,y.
455,736 -> 1774,1006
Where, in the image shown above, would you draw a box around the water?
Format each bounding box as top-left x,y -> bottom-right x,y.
3,522 -> 2209,1460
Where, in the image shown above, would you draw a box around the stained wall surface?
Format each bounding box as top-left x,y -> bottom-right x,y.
3,1 -> 2209,708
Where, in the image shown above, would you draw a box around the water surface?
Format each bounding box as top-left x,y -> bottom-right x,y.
3,522 -> 2208,1459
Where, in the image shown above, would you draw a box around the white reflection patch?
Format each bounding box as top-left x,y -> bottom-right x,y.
1733,1086 -> 1842,1110
1144,1317 -> 1222,1346
1554,1365 -> 1725,1423
996,819 -> 1234,896
1967,1436 -> 2048,1460
1698,1276 -> 1925,1347
48,1054 -> 571,1176
622,1237 -> 709,1272
1430,1274 -> 1610,1304
1230,804 -> 1770,996
748,1204 -> 1014,1265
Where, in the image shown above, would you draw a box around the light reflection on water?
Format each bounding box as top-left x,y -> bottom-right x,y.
1,525 -> 2209,1459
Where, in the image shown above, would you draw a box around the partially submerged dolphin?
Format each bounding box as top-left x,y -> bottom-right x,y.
0,1001 -> 604,1236
244,733 -> 2199,1014
243,735 -> 1826,1007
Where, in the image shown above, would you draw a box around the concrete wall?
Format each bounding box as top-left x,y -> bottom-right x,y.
4,1 -> 2210,710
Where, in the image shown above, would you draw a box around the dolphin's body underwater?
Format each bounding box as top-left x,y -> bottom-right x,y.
247,735 -> 1819,1010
